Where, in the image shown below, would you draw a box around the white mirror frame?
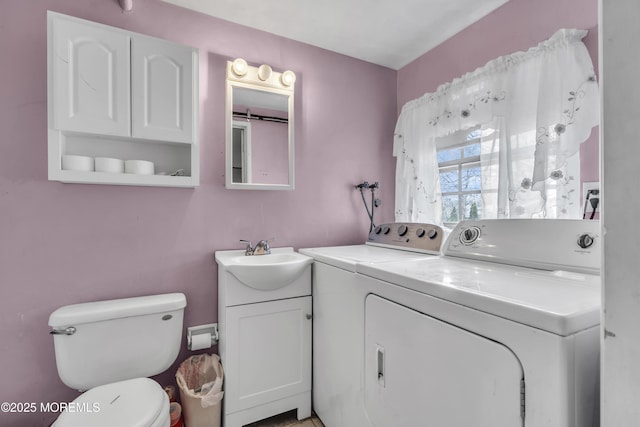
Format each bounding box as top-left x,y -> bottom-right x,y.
225,59 -> 295,190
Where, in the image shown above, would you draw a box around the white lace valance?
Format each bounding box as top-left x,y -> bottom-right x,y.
394,28 -> 600,223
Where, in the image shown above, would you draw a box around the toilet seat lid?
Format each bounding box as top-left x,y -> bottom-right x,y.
55,377 -> 168,427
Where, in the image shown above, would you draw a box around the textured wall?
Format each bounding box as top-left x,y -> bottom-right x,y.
0,1 -> 396,425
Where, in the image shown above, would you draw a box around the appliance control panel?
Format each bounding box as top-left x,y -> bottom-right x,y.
444,219 -> 601,275
367,223 -> 444,254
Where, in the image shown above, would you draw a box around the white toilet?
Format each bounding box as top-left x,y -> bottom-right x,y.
48,293 -> 187,427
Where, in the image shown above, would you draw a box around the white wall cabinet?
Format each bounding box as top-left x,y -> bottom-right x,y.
47,12 -> 199,187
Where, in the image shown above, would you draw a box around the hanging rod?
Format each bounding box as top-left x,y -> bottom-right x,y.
233,111 -> 288,124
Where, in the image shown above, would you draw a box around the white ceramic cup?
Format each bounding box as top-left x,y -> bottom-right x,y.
62,155 -> 94,172
125,160 -> 155,175
95,157 -> 124,173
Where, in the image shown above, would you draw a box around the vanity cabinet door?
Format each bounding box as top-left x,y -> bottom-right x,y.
225,296 -> 312,414
131,37 -> 196,143
50,15 -> 131,136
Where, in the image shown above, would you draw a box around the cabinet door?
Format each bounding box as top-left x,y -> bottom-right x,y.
131,37 -> 196,143
225,297 -> 312,414
50,15 -> 130,136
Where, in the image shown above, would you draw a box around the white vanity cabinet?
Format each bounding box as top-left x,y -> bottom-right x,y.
216,248 -> 312,427
47,11 -> 199,187
225,297 -> 312,413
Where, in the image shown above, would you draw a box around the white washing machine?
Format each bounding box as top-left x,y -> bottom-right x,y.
357,219 -> 601,427
299,223 -> 444,427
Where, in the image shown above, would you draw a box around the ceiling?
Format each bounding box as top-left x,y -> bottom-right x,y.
159,0 -> 509,70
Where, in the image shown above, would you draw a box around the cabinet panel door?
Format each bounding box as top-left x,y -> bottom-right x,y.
51,16 -> 130,136
225,297 -> 312,414
131,37 -> 196,143
364,294 -> 524,427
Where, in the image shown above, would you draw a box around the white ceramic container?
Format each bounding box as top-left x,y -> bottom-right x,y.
125,160 -> 155,175
95,157 -> 124,173
62,155 -> 94,172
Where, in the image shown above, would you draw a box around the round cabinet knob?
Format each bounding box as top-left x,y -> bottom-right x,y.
426,229 -> 438,240
374,226 -> 383,235
398,225 -> 408,236
460,227 -> 481,245
382,225 -> 391,235
577,233 -> 595,249
416,228 -> 426,238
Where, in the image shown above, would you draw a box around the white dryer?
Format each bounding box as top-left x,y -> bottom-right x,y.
300,223 -> 444,427
357,219 -> 601,427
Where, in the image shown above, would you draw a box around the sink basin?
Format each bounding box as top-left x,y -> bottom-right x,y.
217,249 -> 313,291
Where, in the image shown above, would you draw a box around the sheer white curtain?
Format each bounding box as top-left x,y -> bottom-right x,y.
394,29 -> 599,223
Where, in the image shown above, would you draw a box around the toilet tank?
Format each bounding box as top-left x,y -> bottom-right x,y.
49,293 -> 186,391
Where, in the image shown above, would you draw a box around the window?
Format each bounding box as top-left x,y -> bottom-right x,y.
437,130 -> 483,226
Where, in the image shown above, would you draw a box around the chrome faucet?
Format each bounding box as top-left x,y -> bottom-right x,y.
253,239 -> 271,255
240,239 -> 271,255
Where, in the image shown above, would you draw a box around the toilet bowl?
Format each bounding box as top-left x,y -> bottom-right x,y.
53,378 -> 170,427
49,293 -> 186,427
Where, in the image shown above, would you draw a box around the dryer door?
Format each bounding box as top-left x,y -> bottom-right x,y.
364,294 -> 524,427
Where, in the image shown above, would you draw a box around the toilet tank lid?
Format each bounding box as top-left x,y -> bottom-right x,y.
49,293 -> 186,328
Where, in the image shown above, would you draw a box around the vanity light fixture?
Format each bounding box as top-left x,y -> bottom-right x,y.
228,58 -> 295,90
231,58 -> 248,77
281,70 -> 296,87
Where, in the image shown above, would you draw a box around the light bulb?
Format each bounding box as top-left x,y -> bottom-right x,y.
232,58 -> 248,77
281,70 -> 296,87
258,64 -> 272,81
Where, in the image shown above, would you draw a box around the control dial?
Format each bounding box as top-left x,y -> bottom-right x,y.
382,225 -> 391,235
577,233 -> 595,249
460,227 -> 481,245
416,228 -> 426,238
426,229 -> 438,240
398,225 -> 408,237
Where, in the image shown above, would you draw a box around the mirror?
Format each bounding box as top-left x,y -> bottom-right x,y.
225,59 -> 295,190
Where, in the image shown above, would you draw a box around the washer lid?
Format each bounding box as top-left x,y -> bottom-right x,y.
357,257 -> 601,336
300,244 -> 435,272
55,378 -> 168,427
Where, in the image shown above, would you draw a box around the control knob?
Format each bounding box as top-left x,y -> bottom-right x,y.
577,233 -> 595,249
382,225 -> 391,235
398,225 -> 408,237
460,227 -> 481,245
416,228 -> 426,238
426,229 -> 438,240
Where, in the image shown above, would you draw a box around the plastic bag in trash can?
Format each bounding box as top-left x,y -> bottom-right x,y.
176,354 -> 224,427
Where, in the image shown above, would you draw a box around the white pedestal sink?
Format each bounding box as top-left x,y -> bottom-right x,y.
215,247 -> 313,427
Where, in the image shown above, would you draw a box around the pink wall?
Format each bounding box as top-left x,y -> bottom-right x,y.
0,1 -> 396,425
396,0 -> 600,199
0,0 -> 602,425
397,0 -> 599,109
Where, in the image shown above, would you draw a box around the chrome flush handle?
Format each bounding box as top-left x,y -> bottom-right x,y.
50,326 -> 76,336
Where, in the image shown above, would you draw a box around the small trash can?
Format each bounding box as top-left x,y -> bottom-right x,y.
176,353 -> 224,427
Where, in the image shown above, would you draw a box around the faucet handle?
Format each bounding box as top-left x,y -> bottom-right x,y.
253,239 -> 271,255
239,240 -> 253,255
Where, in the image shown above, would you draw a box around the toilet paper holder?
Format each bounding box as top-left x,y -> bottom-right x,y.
187,323 -> 219,351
